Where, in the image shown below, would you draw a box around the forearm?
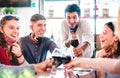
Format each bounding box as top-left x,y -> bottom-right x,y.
78,42 -> 92,57
64,40 -> 70,47
17,55 -> 28,65
0,64 -> 35,75
79,58 -> 120,74
81,42 -> 89,51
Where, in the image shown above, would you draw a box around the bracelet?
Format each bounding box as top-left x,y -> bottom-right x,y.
16,53 -> 23,58
19,59 -> 25,65
76,74 -> 80,78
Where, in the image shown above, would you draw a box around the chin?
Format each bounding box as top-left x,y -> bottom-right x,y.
38,36 -> 43,38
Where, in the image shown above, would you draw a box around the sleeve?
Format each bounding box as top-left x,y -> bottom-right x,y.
61,20 -> 69,42
0,48 -> 11,65
47,38 -> 58,53
81,20 -> 94,57
60,20 -> 70,47
0,64 -> 35,78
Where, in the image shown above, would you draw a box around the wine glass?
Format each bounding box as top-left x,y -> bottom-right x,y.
48,48 -> 71,78
69,33 -> 79,48
52,48 -> 71,67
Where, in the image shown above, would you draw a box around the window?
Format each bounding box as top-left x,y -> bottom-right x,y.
44,0 -> 78,18
0,0 -> 31,7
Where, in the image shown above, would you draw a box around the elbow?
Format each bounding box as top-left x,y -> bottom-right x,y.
109,60 -> 120,74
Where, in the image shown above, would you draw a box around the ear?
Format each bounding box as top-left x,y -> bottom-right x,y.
0,27 -> 3,33
114,36 -> 119,42
29,25 -> 33,31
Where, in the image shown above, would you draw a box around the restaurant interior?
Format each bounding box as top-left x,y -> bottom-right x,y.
0,0 -> 120,78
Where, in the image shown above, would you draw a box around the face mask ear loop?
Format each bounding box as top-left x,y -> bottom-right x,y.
1,28 -> 7,38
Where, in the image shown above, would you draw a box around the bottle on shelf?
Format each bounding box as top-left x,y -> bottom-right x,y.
50,28 -> 54,41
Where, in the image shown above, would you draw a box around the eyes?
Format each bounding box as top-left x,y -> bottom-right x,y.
102,30 -> 107,35
67,16 -> 77,19
37,23 -> 46,27
9,25 -> 19,30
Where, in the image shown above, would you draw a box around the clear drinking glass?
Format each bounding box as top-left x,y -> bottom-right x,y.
69,33 -> 80,48
48,48 -> 71,78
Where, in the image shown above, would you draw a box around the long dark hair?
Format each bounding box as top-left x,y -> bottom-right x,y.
104,22 -> 120,58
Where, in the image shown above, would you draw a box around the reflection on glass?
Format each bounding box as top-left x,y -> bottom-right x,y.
52,48 -> 71,67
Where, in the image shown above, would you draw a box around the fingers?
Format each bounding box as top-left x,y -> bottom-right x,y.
46,68 -> 52,73
46,58 -> 54,67
64,63 -> 74,70
11,43 -> 21,55
67,71 -> 75,78
73,48 -> 83,57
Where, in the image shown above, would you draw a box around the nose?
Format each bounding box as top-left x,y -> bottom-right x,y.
99,34 -> 104,41
13,29 -> 19,35
69,18 -> 74,23
40,25 -> 45,30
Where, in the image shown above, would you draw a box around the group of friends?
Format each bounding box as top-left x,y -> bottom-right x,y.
0,3 -> 120,78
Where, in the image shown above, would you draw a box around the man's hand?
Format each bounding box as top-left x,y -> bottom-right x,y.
65,39 -> 70,48
34,59 -> 55,75
73,42 -> 89,57
73,45 -> 83,57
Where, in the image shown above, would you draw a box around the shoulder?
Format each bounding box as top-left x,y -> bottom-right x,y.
79,19 -> 89,26
78,19 -> 91,31
61,20 -> 68,27
43,37 -> 53,42
20,35 -> 29,41
61,20 -> 69,32
43,37 -> 57,44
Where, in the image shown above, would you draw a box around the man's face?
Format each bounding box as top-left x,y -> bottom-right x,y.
31,20 -> 46,37
65,12 -> 79,28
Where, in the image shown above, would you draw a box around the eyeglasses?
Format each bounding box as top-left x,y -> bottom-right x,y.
5,15 -> 19,21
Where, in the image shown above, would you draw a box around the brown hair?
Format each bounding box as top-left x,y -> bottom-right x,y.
30,14 -> 46,22
0,15 -> 19,65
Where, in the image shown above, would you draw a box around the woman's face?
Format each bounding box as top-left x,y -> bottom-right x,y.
1,19 -> 19,43
99,25 -> 116,48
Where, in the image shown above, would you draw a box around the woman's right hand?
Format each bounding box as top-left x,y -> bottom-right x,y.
64,58 -> 81,70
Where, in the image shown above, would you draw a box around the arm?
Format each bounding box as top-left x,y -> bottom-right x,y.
0,59 -> 54,77
11,43 -> 28,65
64,58 -> 120,74
61,20 -> 71,47
73,42 -> 90,57
73,20 -> 94,57
0,64 -> 35,78
33,59 -> 53,75
81,20 -> 94,57
47,38 -> 58,53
